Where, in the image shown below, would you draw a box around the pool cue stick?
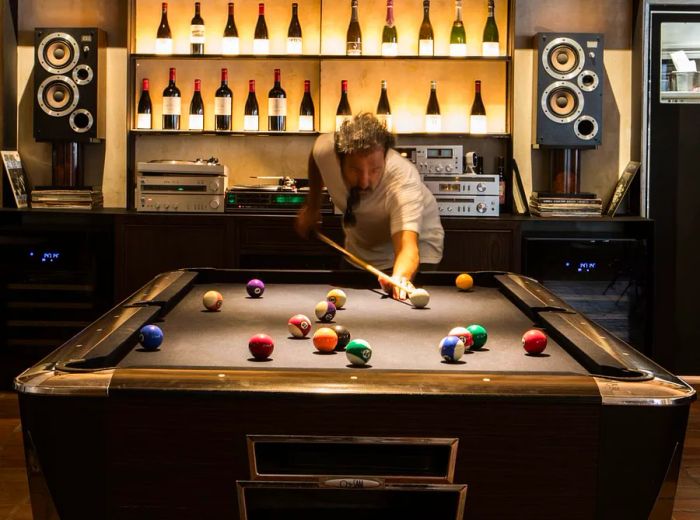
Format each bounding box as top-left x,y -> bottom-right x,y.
315,231 -> 415,296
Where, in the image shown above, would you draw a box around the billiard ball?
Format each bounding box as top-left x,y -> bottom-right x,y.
246,279 -> 265,298
288,314 -> 312,338
448,326 -> 474,349
332,325 -> 351,351
202,290 -> 223,311
466,324 -> 488,350
326,288 -> 347,309
439,335 -> 465,362
139,324 -> 164,351
314,300 -> 336,322
313,327 -> 338,352
248,334 -> 274,360
409,288 -> 430,308
522,329 -> 548,355
456,273 -> 474,291
346,339 -> 372,366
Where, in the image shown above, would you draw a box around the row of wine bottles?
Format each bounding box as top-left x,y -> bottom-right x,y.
137,68 -> 488,133
154,0 -> 500,57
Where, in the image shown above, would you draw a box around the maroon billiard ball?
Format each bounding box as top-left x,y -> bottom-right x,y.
522,329 -> 548,355
249,334 -> 274,360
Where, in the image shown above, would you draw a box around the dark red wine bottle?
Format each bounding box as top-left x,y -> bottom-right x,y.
162,67 -> 181,130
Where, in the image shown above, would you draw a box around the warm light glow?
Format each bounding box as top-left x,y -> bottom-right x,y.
381,43 -> 398,57
137,114 -> 151,129
244,115 -> 259,131
470,115 -> 487,134
425,114 -> 442,133
253,38 -> 270,55
287,37 -> 302,55
155,37 -> 173,55
299,115 -> 314,131
377,114 -> 393,132
482,42 -> 499,57
449,43 -> 467,57
222,37 -> 240,55
418,40 -> 434,57
188,114 -> 204,131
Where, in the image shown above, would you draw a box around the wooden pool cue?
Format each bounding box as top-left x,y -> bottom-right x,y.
315,231 -> 415,296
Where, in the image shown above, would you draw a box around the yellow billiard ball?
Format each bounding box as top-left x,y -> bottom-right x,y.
455,273 -> 474,291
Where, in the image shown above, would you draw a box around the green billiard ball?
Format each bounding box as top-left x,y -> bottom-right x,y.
466,324 -> 488,350
345,339 -> 372,366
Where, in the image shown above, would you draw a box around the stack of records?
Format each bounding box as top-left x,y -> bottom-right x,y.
529,192 -> 602,217
31,186 -> 104,209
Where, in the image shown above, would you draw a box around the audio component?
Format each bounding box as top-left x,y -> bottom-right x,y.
34,28 -> 106,142
423,174 -> 499,216
395,145 -> 463,174
225,186 -> 333,214
533,33 -> 604,148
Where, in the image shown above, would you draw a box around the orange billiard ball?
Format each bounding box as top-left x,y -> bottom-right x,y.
455,273 -> 474,291
313,327 -> 338,352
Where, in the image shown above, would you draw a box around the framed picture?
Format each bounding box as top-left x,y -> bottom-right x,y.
605,161 -> 641,216
1,151 -> 31,208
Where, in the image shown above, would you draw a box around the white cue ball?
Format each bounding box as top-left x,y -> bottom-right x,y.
409,288 -> 430,309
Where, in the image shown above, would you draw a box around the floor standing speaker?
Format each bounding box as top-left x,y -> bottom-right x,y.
33,27 -> 106,142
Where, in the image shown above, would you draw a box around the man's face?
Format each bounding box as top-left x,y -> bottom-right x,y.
341,147 -> 385,194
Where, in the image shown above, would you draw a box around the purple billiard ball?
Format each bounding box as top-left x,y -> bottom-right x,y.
139,324 -> 163,351
246,279 -> 265,298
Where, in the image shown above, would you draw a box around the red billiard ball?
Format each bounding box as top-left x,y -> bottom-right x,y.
249,334 -> 274,360
522,329 -> 548,355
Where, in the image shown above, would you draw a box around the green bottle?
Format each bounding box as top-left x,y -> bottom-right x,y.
482,0 -> 499,56
450,0 -> 467,57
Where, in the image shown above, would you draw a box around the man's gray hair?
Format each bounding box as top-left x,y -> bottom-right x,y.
334,113 -> 395,157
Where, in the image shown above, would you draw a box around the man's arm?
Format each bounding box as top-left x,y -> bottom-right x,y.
294,151 -> 325,239
379,230 -> 419,300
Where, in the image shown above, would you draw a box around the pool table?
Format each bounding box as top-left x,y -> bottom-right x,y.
15,268 -> 695,520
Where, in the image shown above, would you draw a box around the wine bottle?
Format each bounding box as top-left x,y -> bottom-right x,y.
253,3 -> 270,55
222,2 -> 240,55
287,3 -> 303,55
482,0 -> 499,56
425,80 -> 441,133
336,80 -> 352,130
381,0 -> 398,57
497,156 -> 506,210
469,80 -> 487,134
376,80 -> 392,131
268,68 -> 287,131
418,0 -> 434,57
162,67 -> 181,130
215,68 -> 233,132
190,2 -> 205,55
346,0 -> 362,56
449,0 -> 467,57
299,80 -> 315,132
155,2 -> 173,55
189,79 -> 204,131
244,80 -> 259,131
137,78 -> 152,129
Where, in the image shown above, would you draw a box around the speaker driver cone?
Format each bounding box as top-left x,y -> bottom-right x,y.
541,81 -> 584,124
37,32 -> 80,74
37,75 -> 79,117
542,37 -> 585,80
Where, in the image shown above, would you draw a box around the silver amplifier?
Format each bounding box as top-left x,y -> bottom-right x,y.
423,174 -> 500,217
396,145 -> 463,174
434,195 -> 499,216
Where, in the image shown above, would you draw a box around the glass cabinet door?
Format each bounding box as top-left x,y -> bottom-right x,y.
658,18 -> 700,103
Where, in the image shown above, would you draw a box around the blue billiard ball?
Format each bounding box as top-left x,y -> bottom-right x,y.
139,324 -> 163,351
246,279 -> 265,298
439,335 -> 465,362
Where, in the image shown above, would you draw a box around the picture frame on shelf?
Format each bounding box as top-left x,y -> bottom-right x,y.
1,151 -> 31,209
605,161 -> 641,217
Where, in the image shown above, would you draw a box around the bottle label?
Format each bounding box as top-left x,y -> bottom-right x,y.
137,113 -> 152,129
449,43 -> 467,57
425,114 -> 442,133
287,37 -> 302,55
381,42 -> 398,57
190,25 -> 205,43
215,97 -> 232,116
470,115 -> 487,134
268,98 -> 287,116
162,97 -> 181,115
482,42 -> 499,57
222,37 -> 240,55
376,114 -> 393,132
189,114 -> 204,130
346,43 -> 362,56
244,115 -> 259,131
336,115 -> 352,131
299,115 -> 314,132
418,40 -> 434,56
253,39 -> 270,55
155,38 -> 173,54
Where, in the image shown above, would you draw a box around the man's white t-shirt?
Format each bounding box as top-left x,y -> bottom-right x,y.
312,133 -> 444,270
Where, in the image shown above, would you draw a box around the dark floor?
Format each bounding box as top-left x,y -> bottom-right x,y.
2,386 -> 700,519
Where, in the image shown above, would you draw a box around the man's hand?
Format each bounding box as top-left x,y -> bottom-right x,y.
379,274 -> 415,301
295,205 -> 321,239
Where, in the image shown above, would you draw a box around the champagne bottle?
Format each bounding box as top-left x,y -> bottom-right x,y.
376,80 -> 392,131
346,0 -> 362,56
482,0 -> 499,56
162,67 -> 181,130
222,2 -> 240,55
189,79 -> 204,131
449,0 -> 467,57
155,2 -> 173,55
244,80 -> 259,131
381,0 -> 398,57
336,80 -> 352,130
425,80 -> 441,133
287,3 -> 303,55
469,80 -> 487,134
137,78 -> 152,129
215,68 -> 233,131
268,68 -> 287,131
253,3 -> 270,55
190,2 -> 205,55
299,80 -> 315,132
418,0 -> 434,57
497,156 -> 506,209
